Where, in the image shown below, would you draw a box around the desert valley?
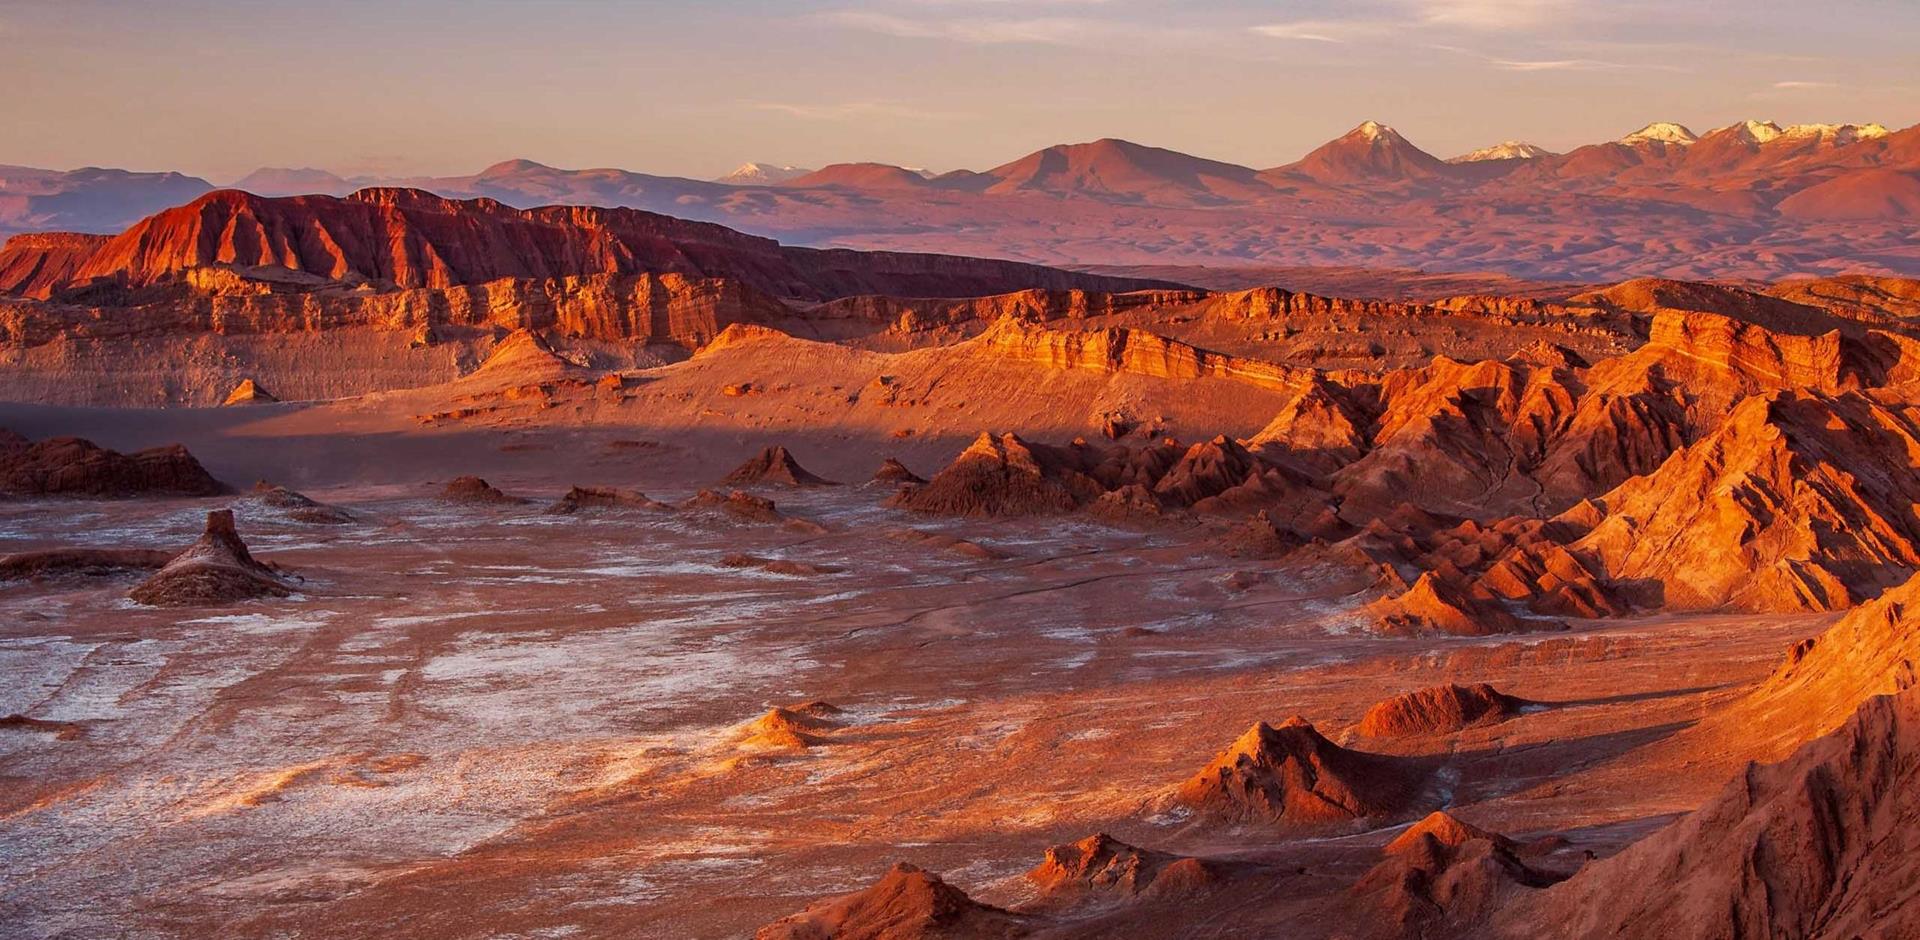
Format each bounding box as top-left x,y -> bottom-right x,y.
5,5 -> 1920,936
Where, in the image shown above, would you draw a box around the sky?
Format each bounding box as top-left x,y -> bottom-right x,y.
6,0 -> 1919,183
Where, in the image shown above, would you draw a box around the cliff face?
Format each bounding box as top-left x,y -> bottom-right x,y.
0,272 -> 792,348
13,188 -> 1174,302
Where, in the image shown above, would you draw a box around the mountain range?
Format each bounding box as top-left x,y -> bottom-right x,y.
3,118 -> 1916,281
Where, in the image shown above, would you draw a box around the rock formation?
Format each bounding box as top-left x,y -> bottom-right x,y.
1174,716 -> 1429,829
1365,572 -> 1543,637
543,486 -> 669,514
128,510 -> 290,606
755,863 -> 1029,940
440,476 -> 525,505
1022,833 -> 1215,905
251,482 -> 353,524
1567,390 -> 1920,612
222,379 -> 276,405
871,458 -> 926,486
1357,684 -> 1528,738
1355,812 -> 1557,939
888,433 -> 1105,516
35,188 -> 1170,302
0,433 -> 226,498
721,446 -> 834,486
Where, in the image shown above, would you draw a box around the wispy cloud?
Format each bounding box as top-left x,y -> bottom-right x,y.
1490,57 -> 1629,71
1417,0 -> 1571,31
1773,80 -> 1837,89
1249,21 -> 1367,43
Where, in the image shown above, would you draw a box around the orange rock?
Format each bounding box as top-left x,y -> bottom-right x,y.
755,862 -> 1029,940
1175,716 -> 1429,829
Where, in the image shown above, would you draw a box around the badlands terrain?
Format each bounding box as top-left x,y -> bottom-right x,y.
3,184 -> 1920,939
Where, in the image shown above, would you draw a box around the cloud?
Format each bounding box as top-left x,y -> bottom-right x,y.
1772,80 -> 1837,89
1416,0 -> 1570,31
1489,57 -> 1629,71
1249,21 -> 1362,43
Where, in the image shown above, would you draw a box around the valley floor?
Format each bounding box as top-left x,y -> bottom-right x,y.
0,466 -> 1823,938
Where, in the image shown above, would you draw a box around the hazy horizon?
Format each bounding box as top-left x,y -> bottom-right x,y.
8,0 -> 1920,183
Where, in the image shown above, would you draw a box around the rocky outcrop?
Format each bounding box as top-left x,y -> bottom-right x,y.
974,318 -> 1304,391
1174,717 -> 1429,830
737,705 -> 842,751
128,510 -> 290,606
1570,391 -> 1920,612
221,379 -> 276,405
1365,572 -> 1545,637
440,476 -> 525,505
1724,571 -> 1920,752
543,486 -> 669,514
1355,812 -> 1557,939
1357,684 -> 1528,738
888,433 -> 1104,517
721,446 -> 834,486
1023,833 -> 1215,905
755,863 -> 1030,940
870,458 -> 926,486
0,433 -> 226,498
251,482 -> 353,524
1496,686 -> 1920,940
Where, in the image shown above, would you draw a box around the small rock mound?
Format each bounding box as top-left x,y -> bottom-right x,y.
1357,683 -> 1528,738
720,554 -> 845,576
722,445 -> 834,486
0,548 -> 173,582
1366,571 -> 1545,637
871,457 -> 926,486
1175,716 -> 1429,830
755,862 -> 1029,940
682,489 -> 827,533
129,510 -> 291,607
889,432 -> 1104,517
1353,811 -> 1556,938
222,379 -> 277,405
544,486 -> 669,514
0,433 -> 226,498
738,705 -> 842,751
252,482 -> 353,524
440,475 -> 525,505
884,529 -> 1008,561
1024,833 -> 1216,905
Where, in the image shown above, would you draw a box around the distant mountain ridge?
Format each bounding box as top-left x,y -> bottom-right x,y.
6,116 -> 1916,281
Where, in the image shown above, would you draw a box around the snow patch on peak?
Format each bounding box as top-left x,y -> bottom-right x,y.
1351,120 -> 1396,141
716,163 -> 813,185
1718,120 -> 1784,144
1777,122 -> 1891,145
1621,122 -> 1699,146
1448,141 -> 1553,163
